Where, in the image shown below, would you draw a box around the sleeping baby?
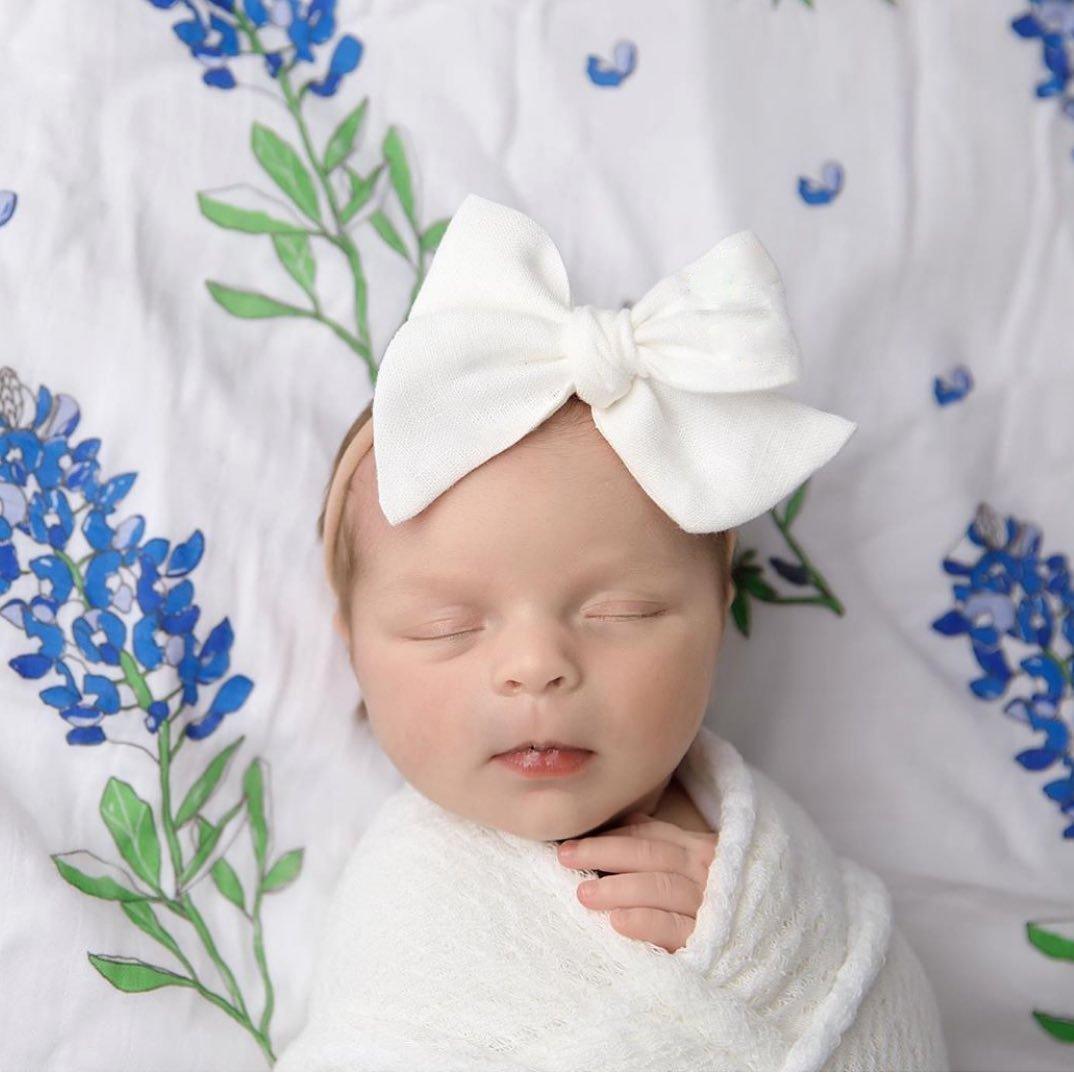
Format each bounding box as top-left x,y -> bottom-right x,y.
276,194 -> 949,1072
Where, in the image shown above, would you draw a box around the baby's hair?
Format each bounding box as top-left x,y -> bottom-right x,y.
318,394 -> 735,639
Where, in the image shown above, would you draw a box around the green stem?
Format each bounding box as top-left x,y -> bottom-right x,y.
166,941 -> 248,1028
235,8 -> 376,387
157,720 -> 185,884
251,882 -> 275,1040
156,720 -> 275,1064
769,506 -> 845,615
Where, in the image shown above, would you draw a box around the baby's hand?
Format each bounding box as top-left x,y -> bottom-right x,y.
556,812 -> 718,954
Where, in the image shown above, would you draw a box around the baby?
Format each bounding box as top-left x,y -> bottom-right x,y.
277,195 -> 948,1071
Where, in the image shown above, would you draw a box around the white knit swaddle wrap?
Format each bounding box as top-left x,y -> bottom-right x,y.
278,727 -> 948,1071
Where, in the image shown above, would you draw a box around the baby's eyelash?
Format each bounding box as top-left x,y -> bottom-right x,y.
590,611 -> 664,622
418,610 -> 663,642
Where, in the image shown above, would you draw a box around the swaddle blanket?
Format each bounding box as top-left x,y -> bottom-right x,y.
277,725 -> 948,1072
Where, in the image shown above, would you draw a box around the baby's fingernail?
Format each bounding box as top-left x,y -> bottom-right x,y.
559,840 -> 578,858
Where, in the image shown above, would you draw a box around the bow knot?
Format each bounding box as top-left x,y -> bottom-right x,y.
562,304 -> 646,409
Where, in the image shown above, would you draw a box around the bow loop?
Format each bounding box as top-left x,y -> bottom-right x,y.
562,304 -> 647,409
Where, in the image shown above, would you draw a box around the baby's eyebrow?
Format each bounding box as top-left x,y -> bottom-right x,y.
378,558 -> 683,600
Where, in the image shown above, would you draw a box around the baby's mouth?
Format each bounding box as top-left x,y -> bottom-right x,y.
492,740 -> 592,758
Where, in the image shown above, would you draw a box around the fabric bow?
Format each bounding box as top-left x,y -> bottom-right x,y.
370,193 -> 857,533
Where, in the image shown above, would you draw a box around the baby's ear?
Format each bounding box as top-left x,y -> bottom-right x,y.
332,608 -> 349,643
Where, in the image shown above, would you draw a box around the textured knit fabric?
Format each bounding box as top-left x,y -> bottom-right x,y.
277,726 -> 948,1071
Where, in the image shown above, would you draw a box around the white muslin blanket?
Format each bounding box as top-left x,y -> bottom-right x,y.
277,725 -> 948,1071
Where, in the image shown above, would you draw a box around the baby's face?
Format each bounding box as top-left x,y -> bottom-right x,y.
335,409 -> 734,842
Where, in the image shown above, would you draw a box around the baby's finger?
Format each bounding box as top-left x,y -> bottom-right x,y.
558,832 -> 690,878
578,869 -> 704,919
608,906 -> 697,955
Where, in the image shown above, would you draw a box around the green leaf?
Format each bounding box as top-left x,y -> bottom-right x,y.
88,954 -> 193,994
369,209 -> 411,263
730,589 -> 751,637
1027,921 -> 1074,961
1033,1010 -> 1074,1043
119,651 -> 152,711
419,218 -> 449,254
206,281 -> 309,319
51,853 -> 147,902
737,570 -> 779,601
179,799 -> 244,887
251,122 -> 321,224
262,848 -> 303,894
783,479 -> 809,528
272,232 -> 317,304
175,736 -> 245,828
323,98 -> 368,173
211,857 -> 246,913
99,778 -> 161,890
197,192 -> 306,235
121,899 -> 184,963
340,163 -> 383,225
243,759 -> 269,872
195,814 -> 214,848
381,126 -> 416,230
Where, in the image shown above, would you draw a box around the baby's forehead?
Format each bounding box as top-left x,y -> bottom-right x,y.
343,397 -> 730,591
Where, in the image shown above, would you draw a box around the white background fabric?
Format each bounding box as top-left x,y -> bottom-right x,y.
0,0 -> 1071,1069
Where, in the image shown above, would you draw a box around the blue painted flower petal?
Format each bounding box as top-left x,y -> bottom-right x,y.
145,699 -> 170,734
83,673 -> 121,715
94,472 -> 136,512
0,190 -> 16,228
66,725 -> 106,746
930,609 -> 969,636
167,530 -> 204,576
969,674 -> 1008,700
1017,747 -> 1061,770
204,66 -> 237,90
184,708 -> 224,740
243,0 -> 269,24
84,549 -> 122,609
306,35 -> 363,97
29,555 -> 74,604
208,674 -> 254,717
1021,652 -> 1066,700
586,41 -> 638,88
198,618 -> 234,681
1044,776 -> 1074,805
164,579 -> 194,615
10,653 -> 53,679
1011,13 -> 1044,37
133,616 -> 165,670
40,684 -> 81,710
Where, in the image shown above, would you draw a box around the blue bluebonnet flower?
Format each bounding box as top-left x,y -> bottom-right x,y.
931,503 -> 1074,836
586,41 -> 637,87
143,0 -> 363,95
1013,1 -> 1074,97
0,191 -> 16,229
933,365 -> 974,406
0,368 -> 253,746
797,161 -> 844,206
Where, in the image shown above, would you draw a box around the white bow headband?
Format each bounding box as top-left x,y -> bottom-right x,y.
321,193 -> 856,582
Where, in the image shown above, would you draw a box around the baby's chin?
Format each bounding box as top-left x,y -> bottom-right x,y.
470,799 -> 628,844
